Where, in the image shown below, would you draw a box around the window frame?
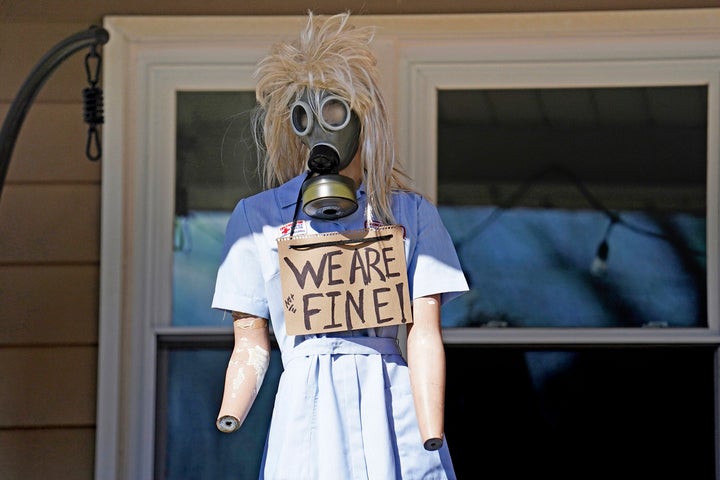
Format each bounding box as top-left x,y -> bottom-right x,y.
98,10 -> 720,479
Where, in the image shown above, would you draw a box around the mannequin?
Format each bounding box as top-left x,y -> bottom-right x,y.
213,11 -> 468,479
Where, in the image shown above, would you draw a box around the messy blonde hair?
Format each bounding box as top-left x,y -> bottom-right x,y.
253,11 -> 411,224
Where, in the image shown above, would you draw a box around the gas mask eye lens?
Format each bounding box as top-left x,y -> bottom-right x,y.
319,96 -> 351,131
290,101 -> 312,136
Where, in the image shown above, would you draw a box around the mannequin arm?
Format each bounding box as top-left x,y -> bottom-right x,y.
406,294 -> 446,450
216,312 -> 271,433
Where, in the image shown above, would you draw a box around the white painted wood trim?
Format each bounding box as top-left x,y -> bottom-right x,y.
94,17 -> 126,480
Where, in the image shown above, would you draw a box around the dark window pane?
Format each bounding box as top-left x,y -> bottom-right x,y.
156,345 -> 282,479
445,346 -> 716,479
175,91 -> 261,213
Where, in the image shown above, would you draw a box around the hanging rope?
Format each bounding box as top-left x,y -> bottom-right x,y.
83,44 -> 104,161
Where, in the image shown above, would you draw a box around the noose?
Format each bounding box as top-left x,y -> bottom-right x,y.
83,44 -> 104,161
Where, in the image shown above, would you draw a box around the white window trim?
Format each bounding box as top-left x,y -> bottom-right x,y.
98,10 -> 720,480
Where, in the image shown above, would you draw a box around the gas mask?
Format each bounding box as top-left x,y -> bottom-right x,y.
290,90 -> 361,219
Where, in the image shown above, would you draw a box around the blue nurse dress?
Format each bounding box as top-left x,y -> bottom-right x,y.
212,173 -> 469,480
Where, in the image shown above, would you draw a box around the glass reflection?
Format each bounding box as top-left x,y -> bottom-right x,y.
173,91 -> 262,326
437,86 -> 708,328
440,207 -> 706,328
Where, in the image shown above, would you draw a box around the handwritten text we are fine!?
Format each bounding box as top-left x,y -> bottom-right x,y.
277,227 -> 412,335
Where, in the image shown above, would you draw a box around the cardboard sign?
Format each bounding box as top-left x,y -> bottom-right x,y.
277,225 -> 413,335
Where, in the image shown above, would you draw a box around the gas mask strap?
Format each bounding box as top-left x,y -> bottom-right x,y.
290,171 -> 314,237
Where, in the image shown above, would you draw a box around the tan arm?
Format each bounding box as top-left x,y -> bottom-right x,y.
216,312 -> 271,433
406,294 -> 446,451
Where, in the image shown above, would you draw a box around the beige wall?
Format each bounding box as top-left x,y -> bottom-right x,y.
0,1 -> 717,479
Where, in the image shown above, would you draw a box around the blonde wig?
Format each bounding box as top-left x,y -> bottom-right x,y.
253,11 -> 411,224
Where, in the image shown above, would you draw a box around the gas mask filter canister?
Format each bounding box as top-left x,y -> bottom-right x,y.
290,91 -> 360,219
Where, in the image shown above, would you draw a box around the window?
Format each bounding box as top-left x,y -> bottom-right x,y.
436,85 -> 712,477
99,11 -> 720,479
156,90 -> 276,477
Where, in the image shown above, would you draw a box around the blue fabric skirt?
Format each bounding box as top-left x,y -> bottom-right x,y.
259,336 -> 457,480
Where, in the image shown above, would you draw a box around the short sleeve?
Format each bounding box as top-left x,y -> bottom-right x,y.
211,200 -> 270,318
407,197 -> 469,304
